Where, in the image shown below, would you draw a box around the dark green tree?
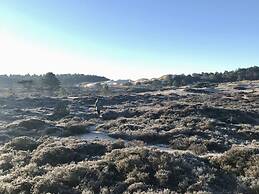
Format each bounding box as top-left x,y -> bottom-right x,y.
41,72 -> 61,91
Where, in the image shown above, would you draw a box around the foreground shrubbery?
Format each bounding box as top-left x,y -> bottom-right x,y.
0,137 -> 256,194
0,80 -> 258,193
2,118 -> 94,139
99,99 -> 259,155
212,146 -> 259,193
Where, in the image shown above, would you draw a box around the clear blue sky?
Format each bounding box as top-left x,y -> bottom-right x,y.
0,0 -> 258,79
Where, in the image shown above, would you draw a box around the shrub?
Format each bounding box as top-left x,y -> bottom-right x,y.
3,136 -> 38,151
62,124 -> 89,136
31,138 -> 107,166
213,146 -> 259,190
17,119 -> 46,130
51,103 -> 70,120
41,72 -> 61,92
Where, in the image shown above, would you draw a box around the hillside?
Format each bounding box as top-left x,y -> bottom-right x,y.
0,80 -> 258,193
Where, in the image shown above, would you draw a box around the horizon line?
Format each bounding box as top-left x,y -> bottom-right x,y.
0,65 -> 257,81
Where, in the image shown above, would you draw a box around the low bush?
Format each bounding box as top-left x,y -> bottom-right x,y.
62,124 -> 90,136
0,138 -> 246,194
212,146 -> 259,190
3,136 -> 38,151
17,119 -> 46,130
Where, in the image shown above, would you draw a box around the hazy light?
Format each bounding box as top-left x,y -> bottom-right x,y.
0,30 -> 169,80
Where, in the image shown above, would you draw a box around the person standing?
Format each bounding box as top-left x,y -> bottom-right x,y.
95,97 -> 101,117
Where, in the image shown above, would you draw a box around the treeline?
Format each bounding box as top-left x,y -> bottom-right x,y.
163,66 -> 259,86
57,74 -> 109,86
0,74 -> 109,88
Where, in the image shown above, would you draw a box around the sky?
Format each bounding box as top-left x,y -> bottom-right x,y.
0,0 -> 259,80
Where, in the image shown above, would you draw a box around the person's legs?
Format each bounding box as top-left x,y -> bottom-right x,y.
97,109 -> 100,116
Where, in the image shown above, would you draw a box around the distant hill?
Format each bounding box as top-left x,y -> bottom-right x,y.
56,74 -> 109,86
158,66 -> 259,87
0,66 -> 258,89
0,74 -> 109,88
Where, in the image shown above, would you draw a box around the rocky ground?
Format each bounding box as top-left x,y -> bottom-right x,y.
0,81 -> 258,193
